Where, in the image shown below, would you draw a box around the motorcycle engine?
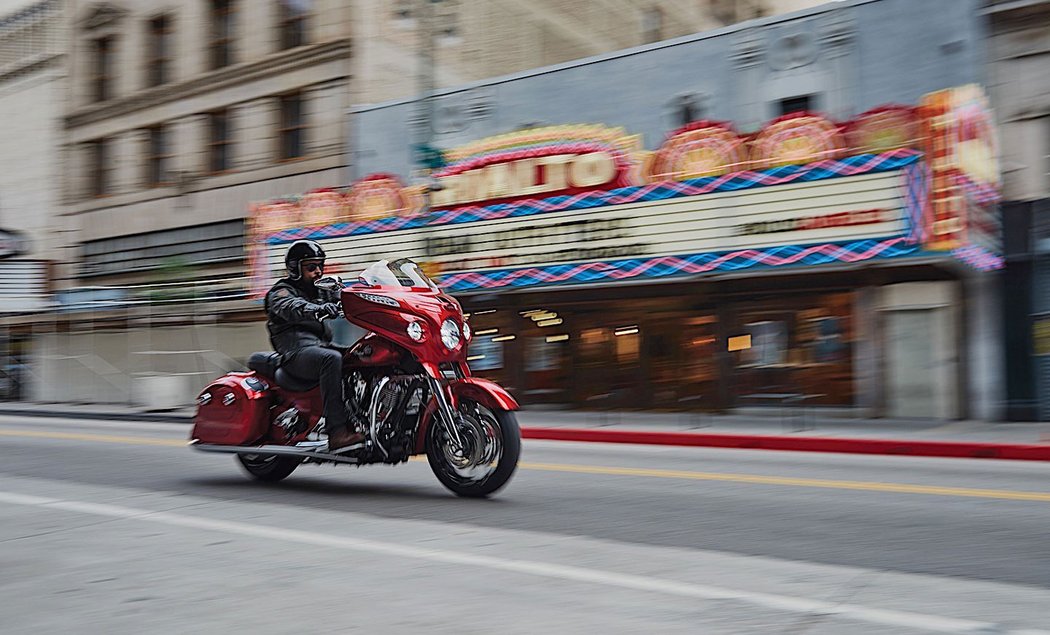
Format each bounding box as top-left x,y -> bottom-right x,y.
371,378 -> 403,431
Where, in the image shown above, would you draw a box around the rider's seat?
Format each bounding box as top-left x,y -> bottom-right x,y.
247,351 -> 319,393
248,352 -> 280,377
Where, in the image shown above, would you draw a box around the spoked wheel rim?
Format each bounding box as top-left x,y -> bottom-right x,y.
434,401 -> 504,487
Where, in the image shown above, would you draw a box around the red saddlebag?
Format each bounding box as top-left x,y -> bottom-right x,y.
192,372 -> 270,445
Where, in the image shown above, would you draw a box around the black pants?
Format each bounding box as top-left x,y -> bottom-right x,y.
282,346 -> 350,433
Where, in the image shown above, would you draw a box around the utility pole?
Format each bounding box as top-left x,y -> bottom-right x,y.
415,0 -> 448,270
418,0 -> 437,165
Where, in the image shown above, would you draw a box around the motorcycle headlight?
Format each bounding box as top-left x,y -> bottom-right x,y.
407,321 -> 425,342
462,321 -> 471,340
440,319 -> 461,350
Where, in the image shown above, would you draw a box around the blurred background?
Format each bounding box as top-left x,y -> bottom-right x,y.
0,0 -> 1043,422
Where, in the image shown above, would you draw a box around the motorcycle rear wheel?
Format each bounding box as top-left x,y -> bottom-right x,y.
236,453 -> 302,483
427,400 -> 520,498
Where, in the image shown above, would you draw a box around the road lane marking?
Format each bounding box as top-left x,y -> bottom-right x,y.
0,491 -> 1045,635
0,428 -> 185,447
521,461 -> 1050,502
4,427 -> 1050,503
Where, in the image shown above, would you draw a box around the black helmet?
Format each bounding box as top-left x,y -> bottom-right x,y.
285,240 -> 326,280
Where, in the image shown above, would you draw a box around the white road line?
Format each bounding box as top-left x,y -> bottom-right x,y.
0,490 -> 1045,635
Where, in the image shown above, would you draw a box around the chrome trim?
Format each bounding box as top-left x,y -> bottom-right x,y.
369,376 -> 391,459
191,442 -> 361,464
428,376 -> 464,450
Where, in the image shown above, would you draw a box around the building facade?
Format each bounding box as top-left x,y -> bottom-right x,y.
15,0 -> 356,404
251,0 -> 1001,420
0,0 -> 66,398
352,0 -> 830,105
2,0 -> 834,406
986,0 -> 1050,421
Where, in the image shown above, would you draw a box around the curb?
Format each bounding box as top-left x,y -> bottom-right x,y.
4,407 -> 1050,461
521,427 -> 1050,461
0,407 -> 192,424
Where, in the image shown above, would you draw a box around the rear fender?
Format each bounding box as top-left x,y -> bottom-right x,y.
413,378 -> 519,454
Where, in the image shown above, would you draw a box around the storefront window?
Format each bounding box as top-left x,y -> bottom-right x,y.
678,315 -> 718,407
463,310 -> 512,389
729,292 -> 855,406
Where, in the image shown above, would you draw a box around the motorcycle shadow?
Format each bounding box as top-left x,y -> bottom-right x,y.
183,475 -> 502,505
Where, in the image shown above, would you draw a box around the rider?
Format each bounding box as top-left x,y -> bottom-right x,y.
265,240 -> 364,452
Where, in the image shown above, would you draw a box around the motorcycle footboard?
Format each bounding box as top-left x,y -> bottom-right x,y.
189,440 -> 361,464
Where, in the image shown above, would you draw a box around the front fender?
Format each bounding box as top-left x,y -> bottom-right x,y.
413,378 -> 519,454
447,377 -> 520,412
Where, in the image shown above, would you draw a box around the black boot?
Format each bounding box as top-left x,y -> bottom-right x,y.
326,425 -> 365,453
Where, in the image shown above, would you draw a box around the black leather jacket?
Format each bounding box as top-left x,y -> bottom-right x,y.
264,278 -> 339,355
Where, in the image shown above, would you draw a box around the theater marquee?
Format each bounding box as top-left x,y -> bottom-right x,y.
261,168 -> 911,286
249,86 -> 1003,294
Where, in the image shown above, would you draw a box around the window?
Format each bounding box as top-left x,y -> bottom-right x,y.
278,91 -> 306,160
210,0 -> 235,70
146,15 -> 172,87
672,94 -> 703,127
208,109 -> 232,173
393,0 -> 413,21
642,7 -> 663,44
278,0 -> 307,50
88,139 -> 109,197
80,220 -> 246,277
92,36 -> 114,102
146,125 -> 172,187
779,95 -> 813,116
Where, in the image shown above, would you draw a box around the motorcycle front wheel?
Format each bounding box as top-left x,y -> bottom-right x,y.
236,453 -> 302,483
426,400 -> 520,498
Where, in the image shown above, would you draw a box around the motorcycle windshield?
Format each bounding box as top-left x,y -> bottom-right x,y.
358,258 -> 439,290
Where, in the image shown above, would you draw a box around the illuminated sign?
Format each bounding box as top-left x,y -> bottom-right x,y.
648,121 -> 748,181
750,112 -> 846,170
736,209 -> 889,236
919,84 -> 1000,251
845,106 -> 921,155
428,123 -> 649,209
430,151 -> 619,207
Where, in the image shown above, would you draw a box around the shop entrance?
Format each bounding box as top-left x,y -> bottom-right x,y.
886,310 -> 938,418
880,282 -> 959,420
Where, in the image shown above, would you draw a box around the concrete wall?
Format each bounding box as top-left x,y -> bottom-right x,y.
29,320 -> 270,406
986,1 -> 1050,203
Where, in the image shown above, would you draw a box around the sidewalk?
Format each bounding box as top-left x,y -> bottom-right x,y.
2,401 -> 1050,460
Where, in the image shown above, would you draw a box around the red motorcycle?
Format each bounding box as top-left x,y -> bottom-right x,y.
190,258 -> 521,498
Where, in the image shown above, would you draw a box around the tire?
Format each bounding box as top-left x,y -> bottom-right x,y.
426,400 -> 520,498
236,453 -> 302,483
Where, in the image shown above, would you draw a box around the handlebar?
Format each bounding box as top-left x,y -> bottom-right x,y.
316,306 -> 345,322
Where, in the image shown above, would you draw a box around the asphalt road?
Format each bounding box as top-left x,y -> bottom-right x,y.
2,414 -> 1050,634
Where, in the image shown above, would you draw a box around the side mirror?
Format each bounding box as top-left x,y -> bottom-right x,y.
315,276 -> 344,294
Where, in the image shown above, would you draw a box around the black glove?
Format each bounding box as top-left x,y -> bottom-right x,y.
316,303 -> 341,320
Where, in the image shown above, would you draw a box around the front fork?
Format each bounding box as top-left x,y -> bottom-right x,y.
427,376 -> 465,451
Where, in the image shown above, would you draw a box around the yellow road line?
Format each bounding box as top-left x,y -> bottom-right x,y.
3,427 -> 1050,502
0,428 -> 185,447
520,461 -> 1050,502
